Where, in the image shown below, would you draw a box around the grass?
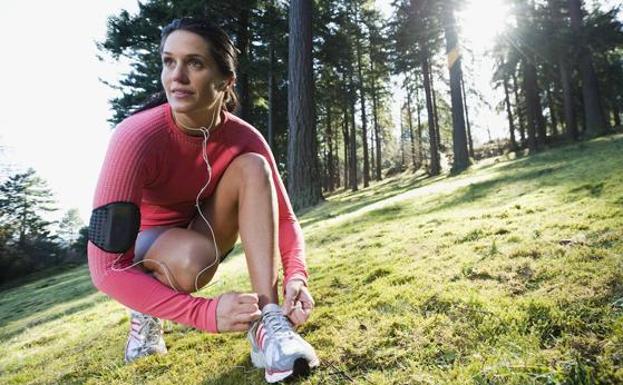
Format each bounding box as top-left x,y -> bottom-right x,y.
1,134 -> 622,384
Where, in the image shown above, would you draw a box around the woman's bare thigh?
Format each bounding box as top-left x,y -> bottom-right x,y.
133,159 -> 243,290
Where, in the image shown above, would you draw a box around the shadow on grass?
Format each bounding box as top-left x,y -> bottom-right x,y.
299,171 -> 435,229
0,264 -> 98,339
331,135 -> 623,226
445,136 -> 621,210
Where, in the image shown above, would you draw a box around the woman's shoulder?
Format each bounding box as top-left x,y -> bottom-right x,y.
113,104 -> 169,144
224,112 -> 268,147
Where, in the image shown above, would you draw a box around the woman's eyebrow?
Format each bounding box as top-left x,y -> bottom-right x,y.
161,51 -> 206,60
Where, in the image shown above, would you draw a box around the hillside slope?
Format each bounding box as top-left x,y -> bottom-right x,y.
1,135 -> 622,385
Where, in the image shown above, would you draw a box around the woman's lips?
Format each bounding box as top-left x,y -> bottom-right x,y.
172,90 -> 193,98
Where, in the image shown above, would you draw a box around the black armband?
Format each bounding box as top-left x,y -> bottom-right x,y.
88,202 -> 140,253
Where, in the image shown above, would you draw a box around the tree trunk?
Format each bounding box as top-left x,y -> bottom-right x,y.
430,60 -> 441,152
415,80 -> 423,168
546,84 -> 559,137
613,104 -> 621,127
522,59 -> 542,152
326,105 -> 335,191
442,2 -> 469,172
504,75 -> 519,152
371,62 -> 382,180
400,105 -> 405,168
567,0 -> 609,136
512,72 -> 526,146
287,0 -> 322,210
559,58 -> 579,140
460,71 -> 474,158
267,33 -> 276,149
342,105 -> 349,189
335,125 -> 341,189
406,85 -> 417,169
237,9 -> 252,121
349,74 -> 358,192
355,18 -> 370,188
422,54 -> 441,175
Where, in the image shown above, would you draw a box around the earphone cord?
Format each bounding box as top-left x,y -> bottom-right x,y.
110,125 -> 222,293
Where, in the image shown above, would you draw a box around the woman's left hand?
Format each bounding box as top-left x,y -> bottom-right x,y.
282,279 -> 314,326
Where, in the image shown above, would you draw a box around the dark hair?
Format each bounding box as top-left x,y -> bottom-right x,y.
131,17 -> 239,116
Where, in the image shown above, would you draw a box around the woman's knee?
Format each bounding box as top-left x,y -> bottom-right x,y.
231,153 -> 272,185
170,238 -> 217,293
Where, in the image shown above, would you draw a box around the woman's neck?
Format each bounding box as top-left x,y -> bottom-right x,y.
173,107 -> 222,136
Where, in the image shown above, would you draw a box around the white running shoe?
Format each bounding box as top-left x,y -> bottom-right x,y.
248,303 -> 319,383
124,310 -> 167,363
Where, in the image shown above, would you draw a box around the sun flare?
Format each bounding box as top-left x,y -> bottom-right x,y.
459,0 -> 511,51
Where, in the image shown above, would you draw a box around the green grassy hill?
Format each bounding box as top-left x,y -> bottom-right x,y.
1,135 -> 622,385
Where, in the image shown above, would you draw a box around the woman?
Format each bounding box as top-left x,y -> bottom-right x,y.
87,17 -> 318,383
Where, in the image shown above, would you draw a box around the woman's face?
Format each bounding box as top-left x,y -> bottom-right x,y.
160,30 -> 224,116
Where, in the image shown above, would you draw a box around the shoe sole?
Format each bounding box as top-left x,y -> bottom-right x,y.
252,347 -> 318,383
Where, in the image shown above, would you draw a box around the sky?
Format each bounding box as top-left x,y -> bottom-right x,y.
0,0 -> 618,227
0,0 -> 139,225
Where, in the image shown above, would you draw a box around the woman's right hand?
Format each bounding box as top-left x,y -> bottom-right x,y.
216,292 -> 262,332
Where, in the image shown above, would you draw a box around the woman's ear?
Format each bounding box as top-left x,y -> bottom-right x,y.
220,76 -> 236,91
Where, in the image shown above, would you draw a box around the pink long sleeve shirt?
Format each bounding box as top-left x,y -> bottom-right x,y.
87,103 -> 308,333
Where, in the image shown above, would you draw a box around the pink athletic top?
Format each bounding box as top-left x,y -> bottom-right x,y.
87,103 -> 308,333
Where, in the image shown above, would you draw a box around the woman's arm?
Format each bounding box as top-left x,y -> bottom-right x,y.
88,124 -> 219,332
242,129 -> 309,288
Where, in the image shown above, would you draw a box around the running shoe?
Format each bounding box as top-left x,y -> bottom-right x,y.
124,310 -> 167,363
248,303 -> 319,383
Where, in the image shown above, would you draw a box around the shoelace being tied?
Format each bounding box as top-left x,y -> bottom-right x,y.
262,309 -> 293,340
136,314 -> 162,351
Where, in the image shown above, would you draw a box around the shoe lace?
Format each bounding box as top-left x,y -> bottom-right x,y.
135,313 -> 162,350
262,309 -> 293,338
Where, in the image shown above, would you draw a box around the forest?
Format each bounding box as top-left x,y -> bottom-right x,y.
1,0 -> 621,284
97,0 -> 622,209
1,1 -> 622,383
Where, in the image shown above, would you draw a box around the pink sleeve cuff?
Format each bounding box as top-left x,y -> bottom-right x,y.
206,295 -> 220,333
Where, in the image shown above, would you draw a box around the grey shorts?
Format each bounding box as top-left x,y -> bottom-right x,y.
133,225 -> 234,263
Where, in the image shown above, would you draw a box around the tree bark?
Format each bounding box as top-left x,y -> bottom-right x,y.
567,0 -> 609,136
349,73 -> 358,191
422,54 -> 441,175
504,74 -> 519,152
342,105 -> 349,189
267,31 -> 276,149
512,72 -> 526,146
415,80 -> 423,168
371,63 -> 382,180
546,84 -> 559,137
326,105 -> 335,191
406,84 -> 417,169
522,58 -> 543,152
237,9 -> 252,121
442,2 -> 469,172
430,60 -> 441,152
460,71 -> 474,158
287,0 -> 322,210
355,16 -> 370,188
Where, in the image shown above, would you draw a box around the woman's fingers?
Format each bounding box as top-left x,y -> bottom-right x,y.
289,308 -> 308,325
216,291 -> 261,333
237,293 -> 259,304
234,308 -> 261,323
238,303 -> 259,314
231,322 -> 251,331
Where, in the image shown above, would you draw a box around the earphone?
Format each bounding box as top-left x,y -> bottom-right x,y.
111,123 -> 221,293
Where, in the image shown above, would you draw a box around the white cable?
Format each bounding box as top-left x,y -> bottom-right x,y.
111,123 -> 222,294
